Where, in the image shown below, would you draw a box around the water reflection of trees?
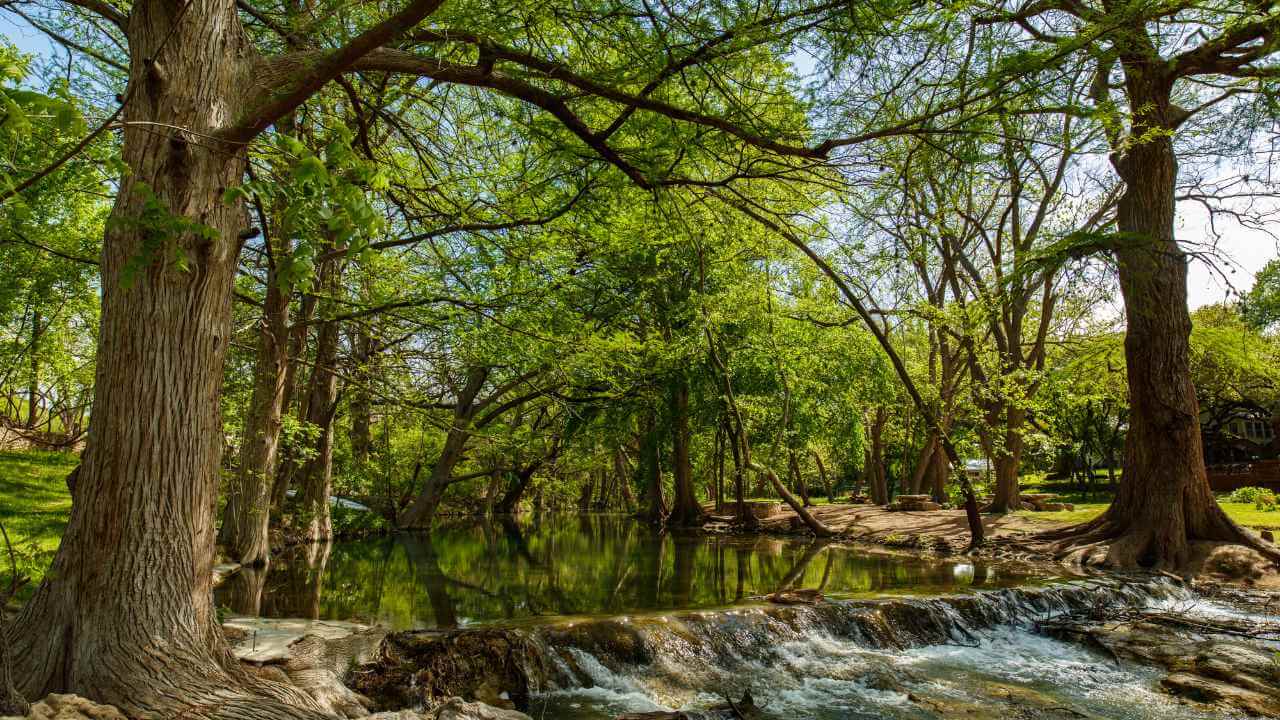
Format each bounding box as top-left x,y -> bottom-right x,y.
216,516 -> 1020,629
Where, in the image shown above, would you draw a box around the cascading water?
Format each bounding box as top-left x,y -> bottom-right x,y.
512,579 -> 1240,719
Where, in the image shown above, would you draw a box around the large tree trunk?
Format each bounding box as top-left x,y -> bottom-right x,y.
8,2 -> 323,714
219,235 -> 291,566
667,376 -> 704,527
1041,75 -> 1276,569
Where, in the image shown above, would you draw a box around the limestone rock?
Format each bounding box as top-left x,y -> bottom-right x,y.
22,695 -> 126,720
430,698 -> 531,720
1162,672 -> 1280,717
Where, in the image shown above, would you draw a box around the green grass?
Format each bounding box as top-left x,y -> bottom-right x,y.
0,449 -> 76,597
1014,497 -> 1280,531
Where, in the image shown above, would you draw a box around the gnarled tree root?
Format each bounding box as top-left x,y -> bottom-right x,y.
1030,510 -> 1280,572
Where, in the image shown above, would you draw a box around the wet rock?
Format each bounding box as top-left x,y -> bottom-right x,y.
20,695 -> 126,720
431,698 -> 531,720
614,713 -> 689,720
223,619 -> 386,718
351,629 -> 538,712
764,588 -> 823,605
909,681 -> 1100,719
1045,615 -> 1280,717
1162,673 -> 1280,717
367,698 -> 531,720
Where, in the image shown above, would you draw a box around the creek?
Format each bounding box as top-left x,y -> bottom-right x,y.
216,515 -> 1262,719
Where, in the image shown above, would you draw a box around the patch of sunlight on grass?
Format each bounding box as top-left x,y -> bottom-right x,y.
1015,503 -> 1108,525
0,449 -> 76,595
1217,502 -> 1280,529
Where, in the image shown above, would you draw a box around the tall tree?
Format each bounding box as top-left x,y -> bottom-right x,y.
974,0 -> 1280,567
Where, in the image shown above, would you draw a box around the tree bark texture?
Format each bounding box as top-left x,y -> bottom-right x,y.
9,1 -> 327,714
1041,62 -> 1277,568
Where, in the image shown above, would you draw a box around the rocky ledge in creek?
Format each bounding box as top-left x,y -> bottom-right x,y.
1039,590 -> 1280,718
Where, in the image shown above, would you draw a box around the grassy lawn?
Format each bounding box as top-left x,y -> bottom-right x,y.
1015,502 -> 1280,529
1013,473 -> 1280,530
0,449 -> 76,597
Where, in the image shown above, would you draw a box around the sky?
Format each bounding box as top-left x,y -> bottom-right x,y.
1180,202 -> 1278,309
3,13 -> 1276,308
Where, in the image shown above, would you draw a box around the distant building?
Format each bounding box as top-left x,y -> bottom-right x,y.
1201,402 -> 1276,466
1200,401 -> 1280,491
963,458 -> 990,481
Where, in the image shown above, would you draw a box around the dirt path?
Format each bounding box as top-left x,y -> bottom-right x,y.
744,503 -> 1059,546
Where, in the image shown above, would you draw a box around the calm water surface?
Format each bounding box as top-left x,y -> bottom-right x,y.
216,514 -> 1045,629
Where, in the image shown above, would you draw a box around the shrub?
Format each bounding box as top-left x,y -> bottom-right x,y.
1228,486 -> 1277,509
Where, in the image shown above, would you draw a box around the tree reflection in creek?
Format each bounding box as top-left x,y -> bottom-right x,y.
214,515 -> 1037,629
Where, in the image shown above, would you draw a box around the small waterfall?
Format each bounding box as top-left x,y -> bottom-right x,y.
360,578 -> 1224,719
523,578 -> 1186,689
511,578 -> 1219,719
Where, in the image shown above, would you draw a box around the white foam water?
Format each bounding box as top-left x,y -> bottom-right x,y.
528,580 -> 1247,719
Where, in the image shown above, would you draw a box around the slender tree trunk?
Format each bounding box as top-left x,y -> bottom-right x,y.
714,422 -> 726,513
9,3 -> 323,713
293,259 -> 342,544
25,310 -> 39,429
811,449 -> 834,504
788,449 -> 811,507
218,244 -> 291,565
667,376 -> 704,527
271,292 -> 317,511
400,366 -> 487,528
348,322 -> 373,466
869,408 -> 888,504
